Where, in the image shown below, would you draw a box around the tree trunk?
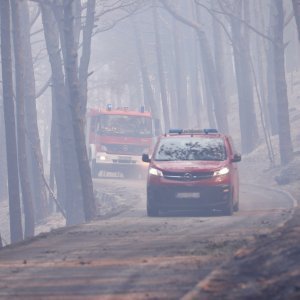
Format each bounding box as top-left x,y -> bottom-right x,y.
273,0 -> 293,165
152,3 -> 170,131
0,0 -> 23,243
63,0 -> 96,221
266,1 -> 278,135
20,0 -> 49,221
172,16 -> 188,128
132,17 -> 159,119
293,0 -> 300,41
212,0 -> 227,117
40,3 -> 84,225
79,0 -> 96,119
11,0 -> 35,238
0,102 -> 8,202
230,1 -> 259,153
160,1 -> 228,133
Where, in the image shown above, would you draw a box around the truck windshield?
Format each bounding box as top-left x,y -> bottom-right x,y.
95,115 -> 153,138
154,137 -> 227,161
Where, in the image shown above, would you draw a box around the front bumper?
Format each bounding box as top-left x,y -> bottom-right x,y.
147,184 -> 231,211
95,152 -> 147,172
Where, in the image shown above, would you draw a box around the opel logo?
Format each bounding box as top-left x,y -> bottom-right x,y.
183,173 -> 193,180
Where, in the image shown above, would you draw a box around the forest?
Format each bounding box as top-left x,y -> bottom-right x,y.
0,0 -> 300,245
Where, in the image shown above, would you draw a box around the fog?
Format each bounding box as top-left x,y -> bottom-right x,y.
0,0 -> 299,256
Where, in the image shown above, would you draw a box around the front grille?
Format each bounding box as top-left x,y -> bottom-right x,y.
104,144 -> 145,155
163,171 -> 214,181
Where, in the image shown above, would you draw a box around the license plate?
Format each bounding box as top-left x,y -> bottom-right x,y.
177,192 -> 200,199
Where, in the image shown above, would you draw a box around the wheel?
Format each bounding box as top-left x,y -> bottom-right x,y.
223,193 -> 234,216
147,205 -> 159,217
91,159 -> 98,178
147,188 -> 159,217
233,188 -> 239,212
233,199 -> 239,212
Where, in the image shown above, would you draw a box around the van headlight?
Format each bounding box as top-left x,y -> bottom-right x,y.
213,167 -> 229,176
149,167 -> 163,177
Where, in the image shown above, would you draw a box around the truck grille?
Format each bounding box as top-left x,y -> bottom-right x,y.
104,144 -> 145,155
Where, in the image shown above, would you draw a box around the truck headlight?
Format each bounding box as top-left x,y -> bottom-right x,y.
213,167 -> 229,176
96,153 -> 106,161
149,167 -> 163,177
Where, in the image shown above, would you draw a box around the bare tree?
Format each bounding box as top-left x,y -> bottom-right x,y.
152,1 -> 170,130
0,0 -> 23,243
11,0 -> 35,238
40,2 -> 84,225
20,0 -> 49,221
273,0 -> 293,164
218,0 -> 259,153
63,0 -> 96,221
0,101 -> 8,203
132,15 -> 159,118
293,0 -> 300,41
160,0 -> 229,133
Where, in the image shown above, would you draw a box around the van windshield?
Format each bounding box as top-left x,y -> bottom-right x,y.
154,137 -> 227,161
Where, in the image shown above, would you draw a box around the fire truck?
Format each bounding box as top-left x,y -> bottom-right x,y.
86,104 -> 161,179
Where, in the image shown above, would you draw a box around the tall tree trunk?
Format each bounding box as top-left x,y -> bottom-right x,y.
161,1 -> 228,133
293,0 -> 300,41
20,0 -> 49,221
132,17 -> 159,119
0,0 -> 23,243
152,3 -> 170,131
195,4 -> 215,128
230,1 -> 259,153
266,1 -> 278,134
172,16 -> 188,128
212,0 -> 227,117
40,3 -> 84,225
79,0 -> 96,119
11,0 -> 35,238
274,0 -> 293,164
63,0 -> 96,221
0,102 -> 8,202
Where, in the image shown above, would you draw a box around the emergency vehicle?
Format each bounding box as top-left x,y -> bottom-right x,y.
142,129 -> 241,216
87,104 -> 160,179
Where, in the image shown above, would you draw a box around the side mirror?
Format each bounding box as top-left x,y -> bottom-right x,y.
142,153 -> 150,163
231,153 -> 241,163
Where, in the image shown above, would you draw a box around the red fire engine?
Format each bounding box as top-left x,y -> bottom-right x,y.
86,104 -> 160,179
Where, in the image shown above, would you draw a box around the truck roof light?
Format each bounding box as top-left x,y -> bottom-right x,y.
106,104 -> 112,111
140,105 -> 145,113
169,129 -> 183,134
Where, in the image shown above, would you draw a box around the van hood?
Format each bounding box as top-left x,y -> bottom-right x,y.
152,160 -> 227,172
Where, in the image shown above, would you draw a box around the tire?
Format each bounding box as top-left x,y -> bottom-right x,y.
233,199 -> 239,212
233,189 -> 239,212
223,193 -> 234,216
147,188 -> 159,217
147,205 -> 159,217
91,159 -> 98,178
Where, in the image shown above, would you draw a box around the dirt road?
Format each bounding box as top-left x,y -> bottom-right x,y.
0,177 -> 295,300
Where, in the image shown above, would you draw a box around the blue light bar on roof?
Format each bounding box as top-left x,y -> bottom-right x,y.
203,128 -> 218,134
168,128 -> 218,135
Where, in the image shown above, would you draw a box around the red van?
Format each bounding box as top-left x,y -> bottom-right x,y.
142,129 -> 241,216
